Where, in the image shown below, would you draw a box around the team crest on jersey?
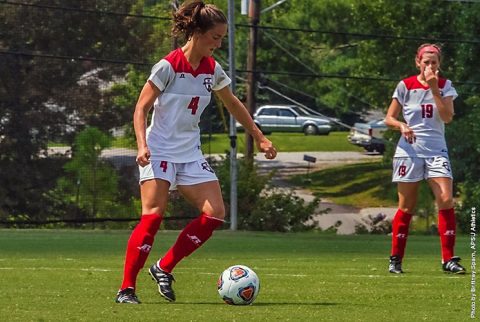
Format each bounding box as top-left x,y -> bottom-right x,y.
203,77 -> 213,92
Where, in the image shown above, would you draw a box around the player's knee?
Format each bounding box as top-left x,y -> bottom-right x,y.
142,205 -> 167,215
208,204 -> 225,220
399,206 -> 415,215
437,194 -> 453,209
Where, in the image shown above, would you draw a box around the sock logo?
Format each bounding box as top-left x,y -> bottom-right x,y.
396,233 -> 407,239
137,244 -> 152,253
187,234 -> 202,245
444,230 -> 455,236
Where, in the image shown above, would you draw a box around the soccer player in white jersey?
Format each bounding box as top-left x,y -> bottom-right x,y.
115,1 -> 277,304
385,43 -> 465,275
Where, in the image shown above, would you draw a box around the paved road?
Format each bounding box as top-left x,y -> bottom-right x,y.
47,147 -> 382,171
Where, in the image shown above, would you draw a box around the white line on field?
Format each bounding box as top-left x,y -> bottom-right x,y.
0,267 -> 112,272
0,267 -> 462,279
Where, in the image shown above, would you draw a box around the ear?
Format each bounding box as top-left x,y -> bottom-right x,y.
415,58 -> 421,69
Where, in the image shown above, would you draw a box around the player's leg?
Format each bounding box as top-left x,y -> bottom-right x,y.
150,159 -> 223,302
389,181 -> 420,273
117,160 -> 173,304
150,181 -> 224,302
390,157 -> 422,273
161,180 -> 225,270
427,177 -> 465,274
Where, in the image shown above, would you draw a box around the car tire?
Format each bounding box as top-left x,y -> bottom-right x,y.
376,145 -> 385,154
303,125 -> 318,135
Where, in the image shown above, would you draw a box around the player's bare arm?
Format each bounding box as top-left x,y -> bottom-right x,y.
424,66 -> 454,123
133,80 -> 160,166
385,98 -> 416,144
215,86 -> 277,160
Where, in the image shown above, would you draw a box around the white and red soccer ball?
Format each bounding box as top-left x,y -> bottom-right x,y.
217,265 -> 260,305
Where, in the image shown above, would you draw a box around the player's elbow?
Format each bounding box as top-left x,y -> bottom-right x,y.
384,117 -> 396,128
443,114 -> 454,124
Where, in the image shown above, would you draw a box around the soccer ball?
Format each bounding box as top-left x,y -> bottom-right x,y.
217,265 -> 260,305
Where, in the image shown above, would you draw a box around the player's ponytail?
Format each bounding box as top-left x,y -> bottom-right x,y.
172,1 -> 227,40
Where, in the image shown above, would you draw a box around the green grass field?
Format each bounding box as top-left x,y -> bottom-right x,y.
200,132 -> 362,154
0,230 -> 473,321
108,131 -> 362,154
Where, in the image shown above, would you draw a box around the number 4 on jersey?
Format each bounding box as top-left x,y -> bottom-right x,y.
187,96 -> 200,115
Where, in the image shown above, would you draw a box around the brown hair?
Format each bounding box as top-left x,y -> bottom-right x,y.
172,1 -> 227,40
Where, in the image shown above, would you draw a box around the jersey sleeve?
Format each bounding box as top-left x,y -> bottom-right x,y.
148,59 -> 175,92
212,62 -> 231,91
392,81 -> 406,106
442,80 -> 458,100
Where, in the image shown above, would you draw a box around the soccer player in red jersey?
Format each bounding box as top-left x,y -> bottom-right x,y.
385,43 -> 465,275
115,1 -> 277,304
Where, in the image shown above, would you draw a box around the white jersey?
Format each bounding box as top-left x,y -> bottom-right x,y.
392,75 -> 458,158
145,48 -> 231,162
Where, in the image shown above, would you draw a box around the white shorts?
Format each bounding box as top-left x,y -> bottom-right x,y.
392,156 -> 453,182
138,158 -> 218,189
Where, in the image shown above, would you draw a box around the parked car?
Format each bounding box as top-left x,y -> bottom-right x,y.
347,119 -> 387,154
238,105 -> 332,135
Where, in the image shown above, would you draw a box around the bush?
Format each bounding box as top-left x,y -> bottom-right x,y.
213,155 -> 321,232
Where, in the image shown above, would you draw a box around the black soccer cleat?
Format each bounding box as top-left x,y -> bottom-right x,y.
149,263 -> 176,302
389,255 -> 404,274
442,256 -> 466,274
115,287 -> 141,304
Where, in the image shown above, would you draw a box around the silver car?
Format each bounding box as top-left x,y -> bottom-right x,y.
250,105 -> 332,135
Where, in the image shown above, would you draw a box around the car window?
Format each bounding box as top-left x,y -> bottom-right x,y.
290,106 -> 309,116
278,109 -> 295,117
258,108 -> 278,116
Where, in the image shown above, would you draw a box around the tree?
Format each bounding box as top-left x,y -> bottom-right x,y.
55,127 -> 118,219
0,0 -> 152,218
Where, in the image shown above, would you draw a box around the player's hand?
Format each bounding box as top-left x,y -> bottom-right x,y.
424,66 -> 438,88
257,137 -> 277,160
400,123 -> 416,144
136,146 -> 151,166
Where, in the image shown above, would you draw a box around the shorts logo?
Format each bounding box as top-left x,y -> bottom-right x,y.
442,162 -> 450,172
398,165 -> 407,177
201,162 -> 214,173
203,77 -> 213,92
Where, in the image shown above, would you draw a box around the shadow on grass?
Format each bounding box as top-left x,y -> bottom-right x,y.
141,301 -> 339,306
291,161 -> 397,206
315,163 -> 387,185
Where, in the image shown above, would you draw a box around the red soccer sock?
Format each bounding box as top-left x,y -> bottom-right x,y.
391,209 -> 413,259
120,213 -> 162,290
438,208 -> 456,263
159,213 -> 224,273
